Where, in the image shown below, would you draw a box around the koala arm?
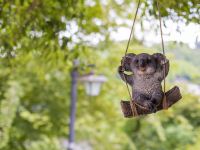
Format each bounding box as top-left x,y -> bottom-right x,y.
157,58 -> 170,81
153,53 -> 170,81
163,59 -> 169,77
118,66 -> 134,86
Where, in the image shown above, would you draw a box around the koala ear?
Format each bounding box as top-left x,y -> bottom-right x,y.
152,53 -> 165,64
121,53 -> 136,71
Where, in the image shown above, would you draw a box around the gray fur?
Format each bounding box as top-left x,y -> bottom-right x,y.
118,53 -> 169,112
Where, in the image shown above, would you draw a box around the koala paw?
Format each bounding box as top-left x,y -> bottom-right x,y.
143,101 -> 157,113
118,65 -> 125,72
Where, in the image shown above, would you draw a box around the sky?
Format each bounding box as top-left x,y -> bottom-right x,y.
110,18 -> 200,49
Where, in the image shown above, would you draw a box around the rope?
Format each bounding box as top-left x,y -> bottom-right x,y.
156,0 -> 168,109
122,0 -> 141,116
124,0 -> 141,56
122,0 -> 168,115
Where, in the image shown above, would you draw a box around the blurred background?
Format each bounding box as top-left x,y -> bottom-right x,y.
0,0 -> 200,150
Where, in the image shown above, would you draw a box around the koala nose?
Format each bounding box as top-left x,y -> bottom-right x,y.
139,59 -> 146,67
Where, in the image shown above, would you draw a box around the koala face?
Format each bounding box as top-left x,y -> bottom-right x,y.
130,53 -> 157,75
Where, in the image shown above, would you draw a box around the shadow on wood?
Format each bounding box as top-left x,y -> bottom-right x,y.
121,86 -> 182,118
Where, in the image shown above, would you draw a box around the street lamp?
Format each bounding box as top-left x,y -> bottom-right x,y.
78,72 -> 107,96
68,61 -> 107,150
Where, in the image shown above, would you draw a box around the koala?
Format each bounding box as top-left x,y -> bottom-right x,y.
118,53 -> 169,112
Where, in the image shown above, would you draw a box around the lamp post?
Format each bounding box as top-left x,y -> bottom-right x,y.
68,62 -> 78,150
68,62 -> 107,150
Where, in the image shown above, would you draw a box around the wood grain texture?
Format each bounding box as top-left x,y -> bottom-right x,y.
121,86 -> 182,117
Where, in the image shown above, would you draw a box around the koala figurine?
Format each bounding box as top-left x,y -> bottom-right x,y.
118,53 -> 169,112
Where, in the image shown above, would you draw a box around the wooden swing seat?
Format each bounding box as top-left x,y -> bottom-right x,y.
121,86 -> 182,117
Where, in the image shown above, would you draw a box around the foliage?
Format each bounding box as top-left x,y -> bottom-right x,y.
0,0 -> 200,150
143,0 -> 200,24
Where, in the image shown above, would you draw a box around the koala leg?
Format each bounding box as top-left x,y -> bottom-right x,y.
133,93 -> 156,112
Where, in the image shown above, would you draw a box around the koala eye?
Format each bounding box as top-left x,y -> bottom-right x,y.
135,59 -> 139,64
147,59 -> 151,63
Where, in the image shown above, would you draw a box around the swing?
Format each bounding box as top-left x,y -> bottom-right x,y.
120,0 -> 182,118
